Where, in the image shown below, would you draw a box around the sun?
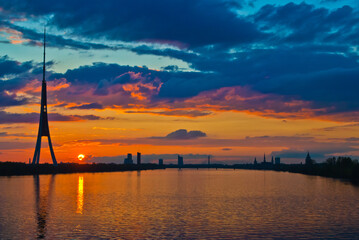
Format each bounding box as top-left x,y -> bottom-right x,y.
78,154 -> 85,161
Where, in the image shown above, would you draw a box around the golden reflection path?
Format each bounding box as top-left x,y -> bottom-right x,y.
76,176 -> 84,214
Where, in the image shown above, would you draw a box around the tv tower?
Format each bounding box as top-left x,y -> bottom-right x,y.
32,27 -> 57,166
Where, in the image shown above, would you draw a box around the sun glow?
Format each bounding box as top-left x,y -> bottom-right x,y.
78,154 -> 85,161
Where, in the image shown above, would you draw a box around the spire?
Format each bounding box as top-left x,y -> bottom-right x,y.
305,152 -> 312,165
263,153 -> 266,163
43,26 -> 46,83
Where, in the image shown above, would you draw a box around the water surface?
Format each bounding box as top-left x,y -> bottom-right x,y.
1,169 -> 359,239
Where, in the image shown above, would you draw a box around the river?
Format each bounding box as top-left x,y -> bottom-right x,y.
1,169 -> 359,239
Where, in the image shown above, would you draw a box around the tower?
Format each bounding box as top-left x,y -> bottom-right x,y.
32,27 -> 57,166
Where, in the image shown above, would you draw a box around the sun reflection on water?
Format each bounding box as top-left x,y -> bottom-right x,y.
76,176 -> 84,214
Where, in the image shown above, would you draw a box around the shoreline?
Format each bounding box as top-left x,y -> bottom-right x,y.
1,162 -> 358,183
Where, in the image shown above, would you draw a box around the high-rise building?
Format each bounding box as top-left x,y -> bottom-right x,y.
254,157 -> 257,165
263,154 -> 266,163
124,153 -> 133,164
275,157 -> 281,165
178,155 -> 183,166
137,152 -> 141,165
159,159 -> 163,165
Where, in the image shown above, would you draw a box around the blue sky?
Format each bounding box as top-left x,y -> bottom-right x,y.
0,0 -> 358,163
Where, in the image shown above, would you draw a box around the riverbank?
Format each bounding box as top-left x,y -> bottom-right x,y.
1,158 -> 358,183
0,162 -> 165,176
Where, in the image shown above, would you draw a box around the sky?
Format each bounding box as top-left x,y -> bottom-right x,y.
0,0 -> 358,164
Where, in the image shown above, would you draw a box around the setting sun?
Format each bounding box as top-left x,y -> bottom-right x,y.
78,154 -> 85,161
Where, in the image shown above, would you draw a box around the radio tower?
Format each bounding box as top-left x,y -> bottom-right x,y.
32,27 -> 57,165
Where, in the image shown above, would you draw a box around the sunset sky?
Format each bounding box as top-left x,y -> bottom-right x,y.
0,0 -> 358,164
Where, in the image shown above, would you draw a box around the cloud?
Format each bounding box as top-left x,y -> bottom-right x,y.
0,111 -> 109,124
0,141 -> 34,150
0,131 -> 35,138
124,110 -> 212,118
222,148 -> 232,151
1,3 -> 358,122
253,3 -> 358,45
164,129 -> 207,140
0,89 -> 28,107
0,55 -> 33,78
0,0 -> 263,48
69,102 -> 103,110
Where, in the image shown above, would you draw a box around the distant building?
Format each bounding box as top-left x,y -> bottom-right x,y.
263,154 -> 266,163
137,152 -> 141,165
254,157 -> 257,165
178,155 -> 183,166
275,157 -> 281,165
124,153 -> 133,164
159,159 -> 163,165
271,156 -> 274,164
305,152 -> 314,165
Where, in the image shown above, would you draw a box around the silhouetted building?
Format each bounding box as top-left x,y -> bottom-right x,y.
178,155 -> 183,166
271,156 -> 274,164
263,154 -> 266,163
137,152 -> 141,165
275,157 -> 281,165
124,153 -> 133,164
254,157 -> 257,165
159,159 -> 163,165
305,152 -> 314,165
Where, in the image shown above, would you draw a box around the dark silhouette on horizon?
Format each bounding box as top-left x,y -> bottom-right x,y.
178,155 -> 183,167
1,153 -> 358,183
305,152 -> 315,165
137,152 -> 141,165
32,27 -> 57,166
124,153 -> 133,164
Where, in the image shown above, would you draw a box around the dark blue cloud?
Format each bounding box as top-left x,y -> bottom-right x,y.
253,3 -> 359,45
0,56 -> 32,78
0,0 -> 263,47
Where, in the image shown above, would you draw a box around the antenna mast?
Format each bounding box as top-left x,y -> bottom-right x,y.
43,27 -> 46,82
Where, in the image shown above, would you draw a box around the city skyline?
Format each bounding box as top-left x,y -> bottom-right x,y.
1,0 -> 359,164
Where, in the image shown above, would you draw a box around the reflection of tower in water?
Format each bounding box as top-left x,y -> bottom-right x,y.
33,175 -> 55,239
76,176 -> 84,214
